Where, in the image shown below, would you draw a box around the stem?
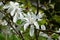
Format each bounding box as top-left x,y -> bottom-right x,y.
38,29 -> 60,35
36,0 -> 39,15
35,29 -> 38,40
34,0 -> 39,40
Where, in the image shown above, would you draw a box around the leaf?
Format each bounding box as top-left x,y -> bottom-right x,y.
0,33 -> 5,40
52,34 -> 59,39
16,19 -> 22,25
53,15 -> 60,24
38,19 -> 47,26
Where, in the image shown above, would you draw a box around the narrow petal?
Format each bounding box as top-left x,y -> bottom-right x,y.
10,8 -> 16,16
24,23 -> 29,31
0,2 -> 3,6
34,22 -> 39,29
19,13 -> 24,19
41,25 -> 46,30
30,25 -> 34,36
39,32 -> 48,38
27,12 -> 31,18
13,13 -> 18,23
7,7 -> 13,13
10,1 -> 14,6
3,4 -> 10,9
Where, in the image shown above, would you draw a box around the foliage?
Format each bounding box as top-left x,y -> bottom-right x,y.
0,0 -> 60,40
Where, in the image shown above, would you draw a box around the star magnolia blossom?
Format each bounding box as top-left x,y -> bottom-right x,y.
3,1 -> 23,23
3,1 -> 22,16
22,12 -> 43,36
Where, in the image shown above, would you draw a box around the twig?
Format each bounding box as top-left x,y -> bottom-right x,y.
34,28 -> 39,40
38,29 -> 60,35
36,0 -> 39,15
34,0 -> 39,40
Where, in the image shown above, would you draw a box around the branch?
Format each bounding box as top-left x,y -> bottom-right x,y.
36,0 -> 39,15
34,0 -> 39,40
38,29 -> 60,35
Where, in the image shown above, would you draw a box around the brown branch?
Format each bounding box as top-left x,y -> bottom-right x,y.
34,28 -> 39,40
34,0 -> 39,40
36,0 -> 39,15
38,29 -> 60,35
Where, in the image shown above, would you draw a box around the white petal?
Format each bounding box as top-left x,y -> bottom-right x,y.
17,8 -> 22,13
27,12 -> 31,18
23,18 -> 29,22
58,36 -> 60,40
19,13 -> 24,19
14,2 -> 19,7
10,8 -> 16,16
3,4 -> 10,9
30,25 -> 34,36
7,7 -> 13,13
56,28 -> 60,33
24,23 -> 29,31
38,19 -> 42,21
41,25 -> 46,30
23,13 -> 27,17
10,1 -> 14,6
1,20 -> 7,25
13,13 -> 18,23
59,28 -> 60,31
39,32 -> 48,38
34,22 -> 39,29
0,2 -> 3,6
37,13 -> 44,19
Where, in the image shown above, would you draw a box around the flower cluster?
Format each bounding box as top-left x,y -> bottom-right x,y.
3,1 -> 46,37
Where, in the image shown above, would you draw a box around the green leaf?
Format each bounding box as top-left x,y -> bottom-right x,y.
0,33 -> 5,40
38,36 -> 47,40
38,19 -> 47,26
16,19 -> 22,25
52,34 -> 59,39
53,15 -> 60,23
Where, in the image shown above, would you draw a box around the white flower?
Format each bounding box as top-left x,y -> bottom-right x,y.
3,1 -> 23,23
24,12 -> 40,31
3,1 -> 21,16
22,12 -> 43,36
41,25 -> 46,30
